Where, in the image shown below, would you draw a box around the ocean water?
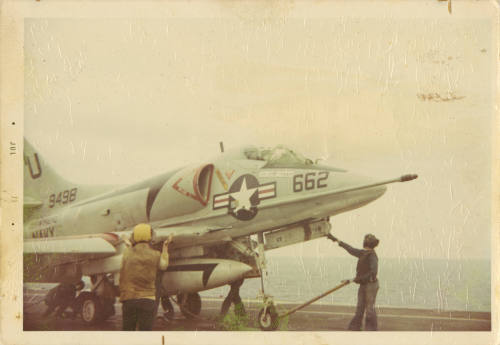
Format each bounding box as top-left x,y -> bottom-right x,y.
200,256 -> 491,312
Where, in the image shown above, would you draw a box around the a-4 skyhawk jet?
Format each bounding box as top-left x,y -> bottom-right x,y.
23,139 -> 417,329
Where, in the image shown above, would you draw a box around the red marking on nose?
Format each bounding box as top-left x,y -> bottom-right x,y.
259,188 -> 274,194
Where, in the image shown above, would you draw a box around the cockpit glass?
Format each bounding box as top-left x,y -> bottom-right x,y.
243,145 -> 314,166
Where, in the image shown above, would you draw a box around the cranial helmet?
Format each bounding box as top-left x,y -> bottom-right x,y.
133,223 -> 152,243
363,233 -> 379,249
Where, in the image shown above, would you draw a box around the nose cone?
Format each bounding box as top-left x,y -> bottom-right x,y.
351,173 -> 387,204
210,259 -> 252,284
372,183 -> 387,200
334,171 -> 379,190
328,171 -> 388,212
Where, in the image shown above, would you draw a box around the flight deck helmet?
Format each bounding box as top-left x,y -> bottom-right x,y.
133,223 -> 153,243
363,234 -> 379,249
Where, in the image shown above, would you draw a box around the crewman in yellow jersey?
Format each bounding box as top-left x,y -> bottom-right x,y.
119,223 -> 172,331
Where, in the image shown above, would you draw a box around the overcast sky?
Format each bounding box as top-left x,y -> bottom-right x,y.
24,14 -> 493,260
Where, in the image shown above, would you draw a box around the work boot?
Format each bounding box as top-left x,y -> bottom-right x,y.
234,303 -> 246,317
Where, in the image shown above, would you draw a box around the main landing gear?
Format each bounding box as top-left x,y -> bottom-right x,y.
160,296 -> 175,320
178,292 -> 202,319
76,274 -> 117,325
78,291 -> 114,325
255,233 -> 279,331
159,292 -> 202,320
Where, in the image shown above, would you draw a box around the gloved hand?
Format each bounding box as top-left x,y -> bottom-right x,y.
163,234 -> 173,251
120,233 -> 132,247
327,233 -> 338,242
165,234 -> 173,245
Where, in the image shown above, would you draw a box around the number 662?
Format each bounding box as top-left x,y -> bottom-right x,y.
293,172 -> 329,192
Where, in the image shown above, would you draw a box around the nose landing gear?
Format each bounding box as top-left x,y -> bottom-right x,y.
253,231 -> 351,331
257,279 -> 351,331
76,274 -> 117,325
257,296 -> 279,331
255,233 -> 280,331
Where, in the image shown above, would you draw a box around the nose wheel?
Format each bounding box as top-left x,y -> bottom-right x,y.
257,299 -> 279,331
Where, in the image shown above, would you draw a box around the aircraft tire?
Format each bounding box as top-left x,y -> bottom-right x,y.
257,306 -> 279,331
78,292 -> 102,325
178,293 -> 202,319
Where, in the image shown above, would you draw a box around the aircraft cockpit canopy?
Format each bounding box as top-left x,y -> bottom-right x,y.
243,145 -> 315,167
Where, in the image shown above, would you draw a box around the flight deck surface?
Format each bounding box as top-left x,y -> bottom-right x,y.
23,290 -> 490,332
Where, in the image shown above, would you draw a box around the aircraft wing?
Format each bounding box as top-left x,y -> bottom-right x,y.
24,225 -> 235,282
24,237 -> 116,255
24,224 -> 233,265
24,233 -> 120,266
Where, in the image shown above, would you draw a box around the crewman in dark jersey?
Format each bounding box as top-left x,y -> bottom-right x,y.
43,281 -> 84,318
327,233 -> 380,331
220,278 -> 246,318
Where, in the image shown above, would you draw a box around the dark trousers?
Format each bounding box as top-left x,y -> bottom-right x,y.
44,300 -> 75,318
122,299 -> 156,331
348,281 -> 379,331
220,279 -> 245,317
55,300 -> 74,317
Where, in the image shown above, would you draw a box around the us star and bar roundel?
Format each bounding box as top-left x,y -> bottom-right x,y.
212,174 -> 276,221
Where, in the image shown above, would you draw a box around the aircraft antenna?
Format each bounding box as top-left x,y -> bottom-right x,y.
219,141 -> 224,153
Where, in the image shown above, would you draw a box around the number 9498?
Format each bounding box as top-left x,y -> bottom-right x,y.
48,188 -> 78,208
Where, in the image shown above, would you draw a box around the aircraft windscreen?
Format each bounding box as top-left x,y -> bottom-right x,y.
243,145 -> 314,166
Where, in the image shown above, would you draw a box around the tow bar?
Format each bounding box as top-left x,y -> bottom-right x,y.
258,280 -> 351,331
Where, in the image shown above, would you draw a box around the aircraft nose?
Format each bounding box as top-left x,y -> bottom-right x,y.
353,174 -> 387,203
331,172 -> 388,209
374,183 -> 387,199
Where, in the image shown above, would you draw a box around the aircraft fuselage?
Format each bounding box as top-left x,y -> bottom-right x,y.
25,159 -> 386,242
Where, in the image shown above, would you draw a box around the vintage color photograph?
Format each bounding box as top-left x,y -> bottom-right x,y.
1,1 -> 497,344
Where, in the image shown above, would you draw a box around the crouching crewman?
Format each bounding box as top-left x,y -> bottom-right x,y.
119,223 -> 172,331
44,281 -> 84,319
